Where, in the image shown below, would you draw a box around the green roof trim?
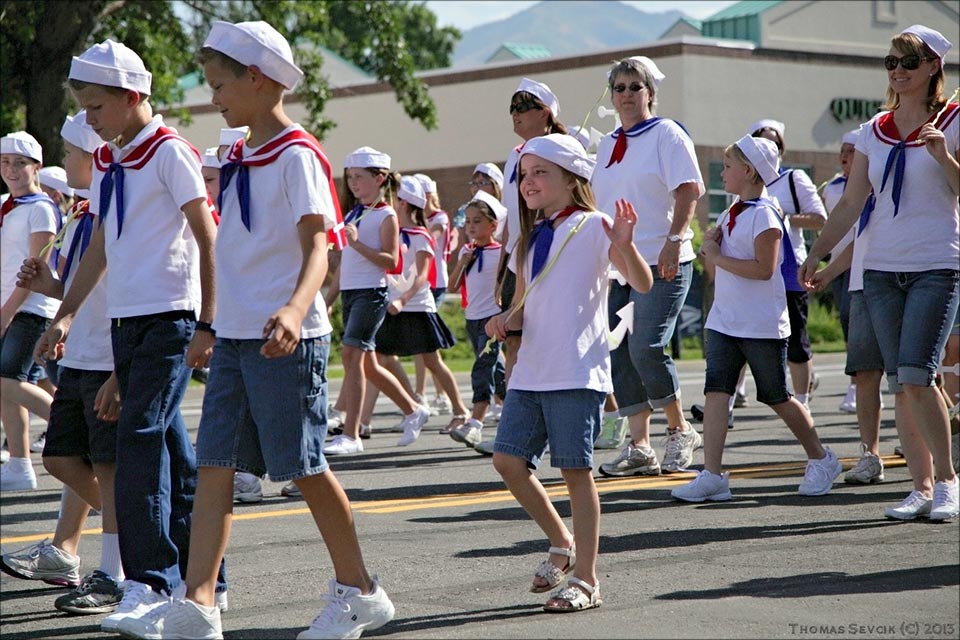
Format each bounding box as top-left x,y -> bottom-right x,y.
497,43 -> 552,60
705,0 -> 782,21
702,0 -> 781,45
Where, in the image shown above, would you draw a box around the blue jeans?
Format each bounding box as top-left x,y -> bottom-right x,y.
111,311 -> 227,595
609,262 -> 692,415
863,269 -> 960,392
465,317 -> 506,405
0,312 -> 50,382
196,337 -> 331,482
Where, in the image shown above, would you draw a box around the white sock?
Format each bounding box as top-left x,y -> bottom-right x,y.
603,410 -> 620,420
8,456 -> 33,473
796,393 -> 809,405
99,533 -> 124,582
727,395 -> 735,413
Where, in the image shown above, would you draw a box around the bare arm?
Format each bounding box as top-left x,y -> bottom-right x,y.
703,227 -> 781,281
182,197 -> 217,369
1,231 -> 55,335
447,248 -> 475,291
344,215 -> 400,270
805,241 -> 854,293
658,181 -> 700,281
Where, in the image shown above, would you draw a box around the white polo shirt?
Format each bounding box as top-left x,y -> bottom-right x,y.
214,125 -> 338,339
90,116 -> 206,318
339,203 -> 396,290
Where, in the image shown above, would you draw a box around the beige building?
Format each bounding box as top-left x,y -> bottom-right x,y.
168,0 -> 959,226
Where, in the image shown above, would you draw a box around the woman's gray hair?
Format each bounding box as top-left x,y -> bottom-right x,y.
606,58 -> 658,114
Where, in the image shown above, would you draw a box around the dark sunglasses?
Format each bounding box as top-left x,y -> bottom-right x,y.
612,82 -> 645,93
510,101 -> 542,114
883,54 -> 929,70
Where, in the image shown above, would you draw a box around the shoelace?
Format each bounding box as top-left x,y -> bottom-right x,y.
311,593 -> 351,629
932,483 -> 955,504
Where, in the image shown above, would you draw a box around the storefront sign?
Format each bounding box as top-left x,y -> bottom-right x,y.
830,97 -> 883,123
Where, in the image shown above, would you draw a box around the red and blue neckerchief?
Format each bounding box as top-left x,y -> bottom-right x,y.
605,117 -> 691,168
389,227 -> 437,287
460,240 -> 501,308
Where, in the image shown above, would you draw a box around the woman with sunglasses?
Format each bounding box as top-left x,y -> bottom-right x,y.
799,24 -> 959,521
591,56 -> 705,479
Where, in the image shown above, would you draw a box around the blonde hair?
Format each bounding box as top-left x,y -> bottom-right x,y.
339,168 -> 400,212
724,144 -> 763,185
510,166 -> 596,312
882,32 -> 946,113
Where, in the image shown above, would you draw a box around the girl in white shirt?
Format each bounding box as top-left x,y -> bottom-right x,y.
486,134 -> 652,613
672,136 -> 841,504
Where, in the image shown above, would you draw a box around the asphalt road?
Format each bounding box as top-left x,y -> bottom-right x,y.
1,352 -> 958,640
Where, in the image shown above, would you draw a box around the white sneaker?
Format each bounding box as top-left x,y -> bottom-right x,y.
839,384 -> 857,414
233,471 -> 264,503
281,480 -> 302,498
594,416 -> 628,450
797,447 -> 842,496
327,405 -> 346,435
952,433 -> 959,474
485,403 -> 502,423
0,458 -> 37,491
843,443 -> 884,484
671,469 -> 732,502
929,479 -> 959,521
323,435 -> 364,455
598,442 -> 660,477
0,448 -> 8,464
101,581 -> 165,632
660,427 -> 703,473
450,419 -> 483,448
396,406 -> 430,447
884,490 -> 933,520
30,431 -> 46,453
429,394 -> 452,416
359,423 -> 372,440
118,584 -> 223,640
297,577 -> 395,640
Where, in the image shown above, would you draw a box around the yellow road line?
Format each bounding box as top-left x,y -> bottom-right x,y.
0,456 -> 907,545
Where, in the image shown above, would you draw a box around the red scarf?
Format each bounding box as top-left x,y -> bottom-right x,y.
388,227 -> 437,288
459,240 -> 501,308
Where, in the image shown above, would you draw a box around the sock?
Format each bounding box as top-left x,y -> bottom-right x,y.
99,533 -> 124,582
727,395 -> 735,413
796,393 -> 808,405
9,456 -> 33,473
603,411 -> 620,420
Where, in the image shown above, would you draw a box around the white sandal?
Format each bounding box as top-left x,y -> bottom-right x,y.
530,543 -> 576,593
543,577 -> 602,612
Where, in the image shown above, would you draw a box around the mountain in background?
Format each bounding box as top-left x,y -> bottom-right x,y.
451,1 -> 687,67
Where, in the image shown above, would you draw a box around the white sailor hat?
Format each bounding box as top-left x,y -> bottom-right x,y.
69,40 -> 152,95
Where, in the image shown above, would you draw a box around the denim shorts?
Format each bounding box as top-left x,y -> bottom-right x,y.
195,336 -> 331,482
493,388 -> 605,469
785,291 -> 812,364
844,291 -> 884,376
0,312 -> 50,382
44,367 -> 118,463
465,316 -> 506,404
863,269 -> 959,392
341,288 -> 388,352
704,329 -> 791,405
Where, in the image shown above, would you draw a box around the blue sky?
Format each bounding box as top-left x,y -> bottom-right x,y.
425,1 -> 738,31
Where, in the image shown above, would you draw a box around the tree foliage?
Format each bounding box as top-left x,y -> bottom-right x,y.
0,0 -> 459,166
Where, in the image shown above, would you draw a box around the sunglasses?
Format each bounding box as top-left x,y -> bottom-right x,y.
510,101 -> 542,114
612,82 -> 645,93
883,54 -> 929,70
468,179 -> 493,188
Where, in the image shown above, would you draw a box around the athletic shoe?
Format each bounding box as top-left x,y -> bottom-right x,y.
55,570 -> 123,615
0,459 -> 37,491
396,406 -> 430,447
297,577 -> 395,640
929,479 -> 959,521
733,390 -> 748,408
952,433 -> 959,474
594,416 -> 628,450
30,431 -> 46,453
215,590 -> 228,612
327,405 -> 345,435
661,427 -> 703,473
429,394 -> 452,416
671,470 -> 732,502
0,539 -> 80,586
323,435 -> 364,455
281,481 -> 302,498
797,448 -> 842,496
101,581 -> 166,632
450,419 -> 483,448
810,372 -> 821,394
119,585 -> 222,640
884,491 -> 932,520
838,384 -> 857,414
485,403 -> 502,423
690,404 -> 734,429
233,471 -> 264,503
359,423 -> 372,439
843,443 -> 884,484
474,440 -> 495,456
894,444 -> 904,457
598,443 -> 660,477
0,448 -> 8,464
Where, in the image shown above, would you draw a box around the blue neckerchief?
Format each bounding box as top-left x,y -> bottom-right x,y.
98,162 -> 126,238
344,204 -> 365,227
464,245 -> 487,276
829,175 -> 847,188
527,207 -> 579,280
879,141 -> 906,218
856,192 -> 877,237
61,213 -> 94,284
218,161 -> 251,231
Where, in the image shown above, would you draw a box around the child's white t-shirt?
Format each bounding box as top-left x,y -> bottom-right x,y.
459,243 -> 502,320
89,116 -> 206,318
706,201 -> 790,339
59,218 -> 112,371
214,125 -> 337,339
0,200 -> 60,318
822,177 -> 855,260
502,145 -> 522,255
339,204 -> 396,290
427,209 -> 450,289
855,107 -> 959,272
591,120 -> 704,265
388,231 -> 437,313
508,211 -> 614,393
765,168 -> 827,266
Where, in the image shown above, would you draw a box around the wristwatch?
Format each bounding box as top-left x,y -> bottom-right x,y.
195,321 -> 216,337
667,233 -> 683,243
